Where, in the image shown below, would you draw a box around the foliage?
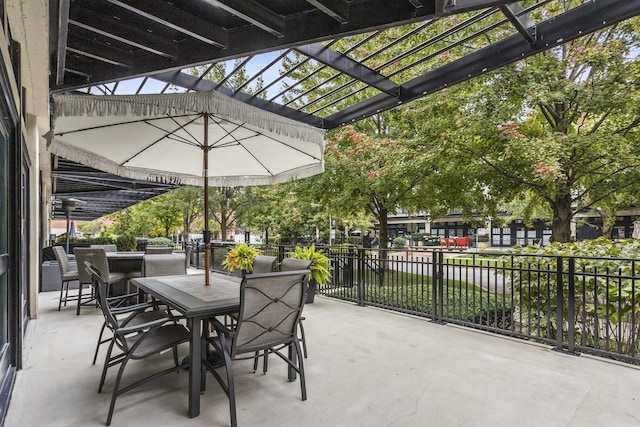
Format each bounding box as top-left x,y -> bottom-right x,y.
116,234 -> 137,252
503,238 -> 640,353
340,277 -> 512,329
81,236 -> 116,245
209,186 -> 249,241
106,193 -> 181,238
304,126 -> 439,251
147,237 -> 173,247
169,186 -> 203,243
288,245 -> 332,285
148,194 -> 182,237
392,237 -> 406,249
240,183 -> 313,244
439,16 -> 640,242
222,243 -> 261,273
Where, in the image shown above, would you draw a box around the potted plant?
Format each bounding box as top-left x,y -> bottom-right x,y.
289,245 -> 332,303
116,233 -> 137,251
222,243 -> 261,276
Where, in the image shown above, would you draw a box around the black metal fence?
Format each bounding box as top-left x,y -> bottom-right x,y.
188,243 -> 640,365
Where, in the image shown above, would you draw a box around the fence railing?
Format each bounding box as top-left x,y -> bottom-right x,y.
188,243 -> 640,365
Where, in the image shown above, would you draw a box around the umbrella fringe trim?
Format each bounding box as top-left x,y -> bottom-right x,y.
53,92 -> 326,146
49,140 -> 324,187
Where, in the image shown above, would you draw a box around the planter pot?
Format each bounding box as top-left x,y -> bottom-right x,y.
305,279 -> 317,304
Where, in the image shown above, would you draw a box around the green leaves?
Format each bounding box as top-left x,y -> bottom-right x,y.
506,238 -> 640,353
222,243 -> 261,273
289,245 -> 333,285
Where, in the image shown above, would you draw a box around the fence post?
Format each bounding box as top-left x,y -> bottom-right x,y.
431,250 -> 445,324
347,247 -> 355,287
567,257 -> 576,355
357,248 -> 365,307
555,256 -> 564,352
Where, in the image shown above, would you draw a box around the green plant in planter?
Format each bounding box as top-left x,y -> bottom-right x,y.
222,243 -> 261,273
116,233 -> 137,251
288,245 -> 332,285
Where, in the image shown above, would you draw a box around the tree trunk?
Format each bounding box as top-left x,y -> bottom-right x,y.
182,214 -> 191,247
596,209 -> 614,239
378,208 -> 389,250
377,208 -> 389,286
220,214 -> 228,241
550,194 -> 573,243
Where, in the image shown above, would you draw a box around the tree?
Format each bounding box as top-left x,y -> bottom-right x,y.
444,17 -> 640,242
311,126 -> 436,250
209,186 -> 248,241
148,194 -> 182,238
166,186 -> 204,242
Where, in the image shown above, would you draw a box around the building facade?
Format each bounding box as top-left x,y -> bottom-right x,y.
0,1 -> 49,421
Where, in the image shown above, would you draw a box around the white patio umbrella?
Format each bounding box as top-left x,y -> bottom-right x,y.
48,91 -> 326,285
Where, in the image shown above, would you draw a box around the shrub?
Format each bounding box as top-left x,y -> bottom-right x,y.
116,234 -> 137,251
82,236 -> 116,245
147,237 -> 174,247
392,236 -> 406,249
503,238 -> 640,352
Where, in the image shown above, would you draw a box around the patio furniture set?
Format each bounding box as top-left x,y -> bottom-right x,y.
52,246 -> 312,427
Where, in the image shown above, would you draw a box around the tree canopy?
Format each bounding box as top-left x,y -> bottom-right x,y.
467,20 -> 636,241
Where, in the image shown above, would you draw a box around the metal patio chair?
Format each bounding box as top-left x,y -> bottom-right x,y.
87,263 -> 190,426
74,248 -> 127,315
205,270 -> 310,427
87,257 -> 174,365
143,253 -> 186,276
251,255 -> 277,274
144,246 -> 173,254
280,258 -> 313,358
52,245 -> 80,311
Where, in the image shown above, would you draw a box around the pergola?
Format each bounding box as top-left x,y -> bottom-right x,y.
48,0 -> 640,219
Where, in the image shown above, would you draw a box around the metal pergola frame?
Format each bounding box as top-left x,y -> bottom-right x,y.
48,0 -> 640,219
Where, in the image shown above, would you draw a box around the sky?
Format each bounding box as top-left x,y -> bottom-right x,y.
98,50 -> 302,104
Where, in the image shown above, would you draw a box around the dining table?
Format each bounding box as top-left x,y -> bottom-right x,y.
105,251 -> 145,277
129,272 -> 241,418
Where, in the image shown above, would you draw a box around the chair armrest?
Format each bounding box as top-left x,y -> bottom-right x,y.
111,301 -> 158,315
106,291 -> 139,302
210,318 -> 234,337
116,316 -> 172,335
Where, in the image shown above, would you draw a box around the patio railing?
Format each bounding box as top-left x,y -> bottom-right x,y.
188,243 -> 640,365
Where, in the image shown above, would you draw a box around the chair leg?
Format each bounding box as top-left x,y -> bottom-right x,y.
294,338 -> 307,401
298,319 -> 308,358
287,344 -> 297,382
252,351 -> 259,371
64,281 -> 71,307
76,283 -> 84,315
172,346 -> 180,367
99,339 -> 116,393
106,355 -> 130,426
218,334 -> 237,427
58,281 -> 66,311
93,322 -> 108,365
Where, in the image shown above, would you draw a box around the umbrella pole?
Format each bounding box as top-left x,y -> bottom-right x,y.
203,115 -> 210,286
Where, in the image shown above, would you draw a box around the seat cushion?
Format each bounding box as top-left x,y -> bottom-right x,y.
106,271 -> 127,284
127,323 -> 190,359
62,270 -> 79,281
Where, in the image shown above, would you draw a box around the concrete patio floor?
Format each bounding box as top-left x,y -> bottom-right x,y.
6,290 -> 640,427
